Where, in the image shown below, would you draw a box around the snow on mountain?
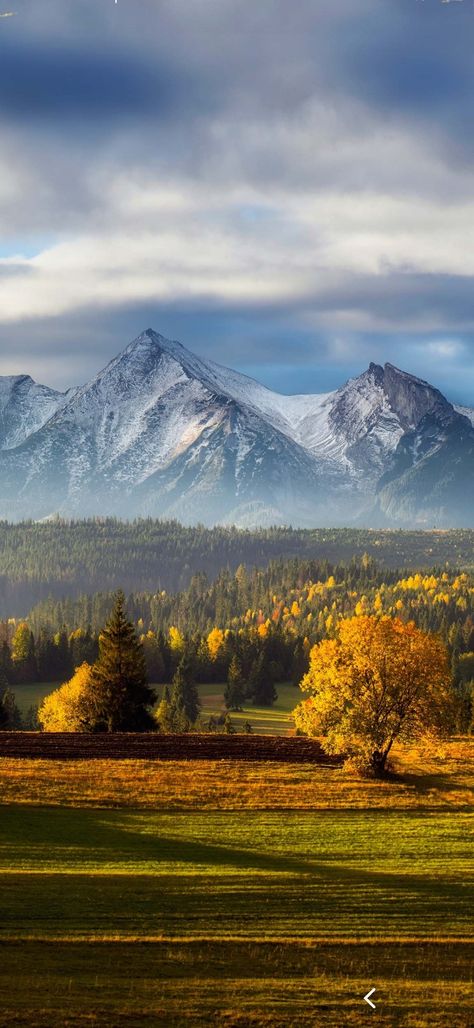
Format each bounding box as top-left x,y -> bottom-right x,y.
0,375 -> 68,450
0,329 -> 473,527
455,404 -> 474,427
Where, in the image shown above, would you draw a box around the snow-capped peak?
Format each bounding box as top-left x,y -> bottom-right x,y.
0,373 -> 67,450
1,328 -> 473,530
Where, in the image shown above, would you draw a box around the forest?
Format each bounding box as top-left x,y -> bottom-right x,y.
1,554 -> 473,734
1,519 -> 474,617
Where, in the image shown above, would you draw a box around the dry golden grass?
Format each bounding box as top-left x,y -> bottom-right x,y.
0,737 -> 472,809
0,938 -> 472,1027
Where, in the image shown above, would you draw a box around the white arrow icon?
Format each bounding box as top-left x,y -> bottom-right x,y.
364,987 -> 377,1010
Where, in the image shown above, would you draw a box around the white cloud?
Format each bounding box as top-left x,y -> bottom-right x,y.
1,9 -> 474,344
1,140 -> 474,332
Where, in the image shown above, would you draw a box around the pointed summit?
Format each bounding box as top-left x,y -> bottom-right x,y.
0,328 -> 473,527
0,373 -> 66,450
380,361 -> 451,431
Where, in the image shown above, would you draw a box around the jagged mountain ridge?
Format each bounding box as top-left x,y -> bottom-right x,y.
0,328 -> 473,527
0,374 -> 69,450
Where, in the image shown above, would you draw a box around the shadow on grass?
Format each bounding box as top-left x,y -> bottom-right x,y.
1,807 -> 471,920
393,768 -> 472,797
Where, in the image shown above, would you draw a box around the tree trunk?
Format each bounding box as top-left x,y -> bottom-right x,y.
370,748 -> 388,776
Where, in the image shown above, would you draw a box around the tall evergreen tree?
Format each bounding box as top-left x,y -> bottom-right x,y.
291,637 -> 309,686
11,623 -> 37,683
248,652 -> 277,707
0,670 -> 10,729
225,655 -> 246,711
0,675 -> 22,730
0,642 -> 13,683
87,590 -> 156,732
169,654 -> 201,729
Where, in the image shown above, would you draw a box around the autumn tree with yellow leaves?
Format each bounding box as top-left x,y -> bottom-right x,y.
38,663 -> 94,732
39,592 -> 156,733
294,615 -> 454,775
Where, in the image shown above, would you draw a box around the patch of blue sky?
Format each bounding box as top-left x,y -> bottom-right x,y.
0,236 -> 53,260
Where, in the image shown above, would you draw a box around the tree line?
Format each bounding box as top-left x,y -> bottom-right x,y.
35,594 -> 460,779
2,517 -> 474,617
36,592 -> 268,735
1,553 -> 473,733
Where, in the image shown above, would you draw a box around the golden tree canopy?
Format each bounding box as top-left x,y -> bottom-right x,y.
38,663 -> 93,733
294,615 -> 453,774
207,627 -> 225,660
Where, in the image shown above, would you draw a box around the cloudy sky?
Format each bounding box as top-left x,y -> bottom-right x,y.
1,0 -> 474,400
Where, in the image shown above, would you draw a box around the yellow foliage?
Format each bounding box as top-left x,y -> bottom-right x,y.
169,626 -> 184,652
38,663 -> 93,733
207,627 -> 225,660
294,615 -> 452,774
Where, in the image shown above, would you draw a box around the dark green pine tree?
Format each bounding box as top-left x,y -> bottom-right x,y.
291,637 -> 309,687
248,651 -> 277,707
0,670 -> 10,729
224,655 -> 246,711
0,642 -> 14,684
88,590 -> 156,732
0,673 -> 22,730
169,654 -> 201,730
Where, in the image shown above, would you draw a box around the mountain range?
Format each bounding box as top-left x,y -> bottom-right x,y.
1,328 -> 473,528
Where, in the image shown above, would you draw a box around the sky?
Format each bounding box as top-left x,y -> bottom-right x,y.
1,0 -> 474,401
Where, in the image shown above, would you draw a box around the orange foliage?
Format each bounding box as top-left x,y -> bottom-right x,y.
294,615 -> 453,774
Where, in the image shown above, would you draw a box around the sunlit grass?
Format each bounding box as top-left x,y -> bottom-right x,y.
0,939 -> 472,1027
1,806 -> 472,942
1,738 -> 472,810
1,803 -> 472,1025
1,732 -> 472,1026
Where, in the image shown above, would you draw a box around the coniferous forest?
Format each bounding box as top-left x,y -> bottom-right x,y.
1,538 -> 473,733
0,519 -> 474,616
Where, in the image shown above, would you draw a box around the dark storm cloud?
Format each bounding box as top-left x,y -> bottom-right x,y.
310,272 -> 474,328
329,1 -> 474,161
1,0 -> 474,399
0,40 -> 205,123
4,272 -> 474,406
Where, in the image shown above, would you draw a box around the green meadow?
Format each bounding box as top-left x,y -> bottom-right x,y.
1,807 -> 472,939
1,769 -> 473,1026
14,680 -> 298,735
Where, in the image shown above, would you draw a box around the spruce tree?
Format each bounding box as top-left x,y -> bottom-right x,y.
291,637 -> 309,686
248,652 -> 277,707
0,642 -> 14,683
169,654 -> 200,730
0,676 -> 22,730
224,655 -> 246,711
23,704 -> 40,731
0,670 -> 9,729
88,590 -> 156,732
155,684 -> 172,732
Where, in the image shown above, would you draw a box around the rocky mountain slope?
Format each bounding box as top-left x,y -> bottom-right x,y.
0,328 -> 473,527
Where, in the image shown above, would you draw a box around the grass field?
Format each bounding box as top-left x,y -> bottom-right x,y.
197,681 -> 297,735
13,680 -> 298,735
0,740 -> 473,1026
0,738 -> 472,808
